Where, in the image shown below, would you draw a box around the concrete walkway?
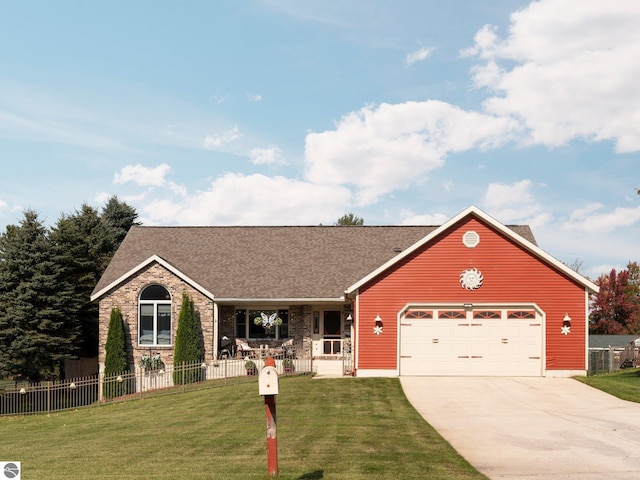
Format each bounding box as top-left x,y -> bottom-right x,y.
400,377 -> 640,480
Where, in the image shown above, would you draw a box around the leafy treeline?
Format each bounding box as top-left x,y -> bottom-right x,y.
590,261 -> 640,334
0,196 -> 138,382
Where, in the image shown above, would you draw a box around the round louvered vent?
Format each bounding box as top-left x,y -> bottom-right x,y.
462,231 -> 480,248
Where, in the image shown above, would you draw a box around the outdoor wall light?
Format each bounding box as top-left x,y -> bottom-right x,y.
561,313 -> 571,335
346,314 -> 352,321
373,314 -> 383,335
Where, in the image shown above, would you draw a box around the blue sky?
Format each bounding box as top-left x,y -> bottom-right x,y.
0,0 -> 638,279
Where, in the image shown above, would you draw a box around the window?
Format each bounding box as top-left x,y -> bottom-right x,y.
508,311 -> 535,319
438,310 -> 466,319
473,311 -> 501,319
138,285 -> 172,346
235,308 -> 289,339
405,310 -> 433,319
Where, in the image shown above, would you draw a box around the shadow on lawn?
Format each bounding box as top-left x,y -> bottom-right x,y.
296,470 -> 323,479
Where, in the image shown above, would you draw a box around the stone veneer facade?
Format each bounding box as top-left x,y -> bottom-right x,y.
98,262 -> 331,371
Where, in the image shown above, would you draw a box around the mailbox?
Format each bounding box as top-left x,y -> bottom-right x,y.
259,365 -> 279,396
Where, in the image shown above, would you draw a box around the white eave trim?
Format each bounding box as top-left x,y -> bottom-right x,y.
90,254 -> 215,302
214,297 -> 346,304
345,205 -> 599,295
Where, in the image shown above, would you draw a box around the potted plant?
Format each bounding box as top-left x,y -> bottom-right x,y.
254,312 -> 283,333
245,359 -> 257,376
282,358 -> 295,374
139,353 -> 164,372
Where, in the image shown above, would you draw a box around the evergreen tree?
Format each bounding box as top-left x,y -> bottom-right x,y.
50,204 -> 108,359
103,307 -> 131,398
0,211 -> 81,381
173,292 -> 204,385
100,196 -> 140,269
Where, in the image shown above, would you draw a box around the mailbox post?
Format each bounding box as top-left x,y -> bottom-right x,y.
259,357 -> 279,476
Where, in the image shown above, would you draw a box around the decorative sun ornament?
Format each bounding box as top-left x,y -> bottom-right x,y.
561,325 -> 571,335
459,268 -> 484,290
373,325 -> 383,335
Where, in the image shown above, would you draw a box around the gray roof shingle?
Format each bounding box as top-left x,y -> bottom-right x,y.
92,224 -> 536,301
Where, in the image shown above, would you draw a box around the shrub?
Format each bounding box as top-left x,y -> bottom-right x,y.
103,307 -> 132,398
173,292 -> 204,385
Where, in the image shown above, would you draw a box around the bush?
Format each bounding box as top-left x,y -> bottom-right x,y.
103,307 -> 132,398
173,292 -> 204,385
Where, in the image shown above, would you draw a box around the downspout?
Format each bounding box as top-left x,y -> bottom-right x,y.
213,301 -> 219,362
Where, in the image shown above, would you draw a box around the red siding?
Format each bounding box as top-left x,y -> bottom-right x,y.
356,217 -> 587,372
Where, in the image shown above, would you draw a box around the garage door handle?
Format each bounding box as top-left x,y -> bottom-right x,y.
400,355 -> 412,358
529,356 -> 540,359
501,338 -> 509,344
471,355 -> 483,358
432,339 -> 439,343
458,355 -> 470,358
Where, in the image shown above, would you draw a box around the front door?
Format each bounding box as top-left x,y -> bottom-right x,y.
323,310 -> 342,355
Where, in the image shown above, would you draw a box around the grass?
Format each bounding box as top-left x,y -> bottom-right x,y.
575,368 -> 640,403
0,376 -> 487,480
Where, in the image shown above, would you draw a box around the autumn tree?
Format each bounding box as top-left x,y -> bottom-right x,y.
589,266 -> 640,334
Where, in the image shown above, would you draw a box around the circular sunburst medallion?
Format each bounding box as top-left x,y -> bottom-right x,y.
460,268 -> 484,290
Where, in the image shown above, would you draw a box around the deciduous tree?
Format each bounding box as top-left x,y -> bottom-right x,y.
589,267 -> 639,334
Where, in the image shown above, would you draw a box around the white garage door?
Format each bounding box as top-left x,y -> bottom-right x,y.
400,307 -> 543,376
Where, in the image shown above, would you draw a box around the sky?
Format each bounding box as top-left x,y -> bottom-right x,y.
0,0 -> 638,280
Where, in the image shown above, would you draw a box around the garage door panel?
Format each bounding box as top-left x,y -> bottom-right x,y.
400,311 -> 543,376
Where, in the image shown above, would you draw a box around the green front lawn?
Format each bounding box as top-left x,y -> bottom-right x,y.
0,376 -> 487,480
575,368 -> 640,403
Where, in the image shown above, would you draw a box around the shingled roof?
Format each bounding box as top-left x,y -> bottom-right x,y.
92,222 -> 536,302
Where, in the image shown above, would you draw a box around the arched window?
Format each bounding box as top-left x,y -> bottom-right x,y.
138,285 -> 172,346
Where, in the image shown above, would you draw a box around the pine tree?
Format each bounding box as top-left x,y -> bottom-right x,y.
103,307 -> 131,398
173,292 -> 204,385
100,196 -> 140,270
50,204 -> 107,359
0,211 -> 81,381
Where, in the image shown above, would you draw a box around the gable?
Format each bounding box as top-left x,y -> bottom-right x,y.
346,206 -> 598,295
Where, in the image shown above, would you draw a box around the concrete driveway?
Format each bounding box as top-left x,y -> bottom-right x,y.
400,377 -> 640,480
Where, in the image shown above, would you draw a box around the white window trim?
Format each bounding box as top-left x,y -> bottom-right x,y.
138,287 -> 173,347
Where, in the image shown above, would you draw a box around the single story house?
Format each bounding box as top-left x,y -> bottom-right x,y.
91,205 -> 598,377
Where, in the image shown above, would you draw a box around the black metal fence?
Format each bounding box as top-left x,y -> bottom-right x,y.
1,355 -> 312,416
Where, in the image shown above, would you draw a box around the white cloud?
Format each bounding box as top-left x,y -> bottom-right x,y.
114,164 -> 171,187
246,92 -> 262,102
137,173 -> 352,226
114,163 -> 186,196
203,125 -> 241,149
304,100 -> 520,205
249,145 -> 286,166
482,179 -> 550,228
400,210 -> 448,225
563,203 -> 640,233
405,46 -> 434,67
465,0 -> 640,152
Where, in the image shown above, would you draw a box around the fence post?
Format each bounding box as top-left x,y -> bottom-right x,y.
182,362 -> 186,394
47,381 -> 51,415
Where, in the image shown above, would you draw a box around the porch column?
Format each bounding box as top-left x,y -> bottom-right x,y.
213,301 -> 219,361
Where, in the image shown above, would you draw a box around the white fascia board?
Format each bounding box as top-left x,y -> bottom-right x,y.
346,205 -> 599,295
213,297 -> 346,305
90,254 -> 215,302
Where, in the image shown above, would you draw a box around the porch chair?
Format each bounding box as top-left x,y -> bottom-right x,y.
235,338 -> 256,358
